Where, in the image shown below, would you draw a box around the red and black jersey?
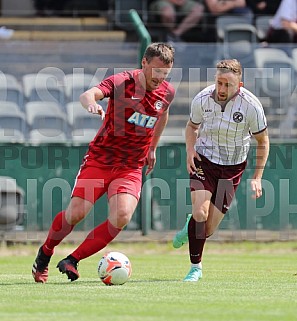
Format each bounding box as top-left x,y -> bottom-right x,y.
86,69 -> 175,168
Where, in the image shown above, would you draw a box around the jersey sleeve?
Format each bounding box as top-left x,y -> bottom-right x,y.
248,102 -> 267,134
96,76 -> 115,98
190,93 -> 203,124
96,73 -> 127,98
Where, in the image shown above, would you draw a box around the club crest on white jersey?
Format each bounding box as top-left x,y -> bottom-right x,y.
233,112 -> 243,123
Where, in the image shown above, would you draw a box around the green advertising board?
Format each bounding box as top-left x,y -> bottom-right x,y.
1,142 -> 297,233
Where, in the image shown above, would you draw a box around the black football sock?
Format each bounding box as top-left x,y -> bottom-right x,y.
188,217 -> 206,264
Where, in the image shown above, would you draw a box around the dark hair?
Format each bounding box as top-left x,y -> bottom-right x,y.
143,43 -> 175,65
216,59 -> 242,78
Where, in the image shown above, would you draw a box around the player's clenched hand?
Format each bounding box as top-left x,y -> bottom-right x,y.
87,103 -> 105,120
250,178 -> 263,199
187,149 -> 199,175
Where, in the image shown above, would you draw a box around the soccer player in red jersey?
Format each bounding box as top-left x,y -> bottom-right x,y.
32,43 -> 175,283
172,59 -> 270,281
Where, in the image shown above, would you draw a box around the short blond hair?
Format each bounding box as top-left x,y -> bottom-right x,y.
216,59 -> 242,79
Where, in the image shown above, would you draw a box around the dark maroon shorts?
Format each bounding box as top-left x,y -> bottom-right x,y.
190,154 -> 247,214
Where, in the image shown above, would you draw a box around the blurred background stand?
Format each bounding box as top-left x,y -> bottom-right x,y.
0,176 -> 25,246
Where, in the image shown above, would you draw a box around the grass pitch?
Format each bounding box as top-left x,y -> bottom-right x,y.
0,241 -> 296,321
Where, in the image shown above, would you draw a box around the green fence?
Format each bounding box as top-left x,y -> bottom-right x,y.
152,143 -> 297,231
1,142 -> 297,232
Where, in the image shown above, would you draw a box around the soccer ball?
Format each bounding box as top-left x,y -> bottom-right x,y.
98,251 -> 132,285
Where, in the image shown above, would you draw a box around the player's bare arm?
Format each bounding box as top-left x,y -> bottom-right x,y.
145,110 -> 169,175
79,87 -> 105,119
185,120 -> 200,175
251,128 -> 270,199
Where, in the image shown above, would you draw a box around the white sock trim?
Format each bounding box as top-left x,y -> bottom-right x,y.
191,262 -> 202,269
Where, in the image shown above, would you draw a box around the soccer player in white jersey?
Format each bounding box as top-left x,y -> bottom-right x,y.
173,59 -> 270,281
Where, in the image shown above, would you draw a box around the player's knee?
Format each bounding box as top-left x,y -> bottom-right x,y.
65,212 -> 83,225
193,208 -> 208,222
113,210 -> 131,229
65,203 -> 89,225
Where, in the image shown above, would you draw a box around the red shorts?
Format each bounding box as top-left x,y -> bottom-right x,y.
72,162 -> 143,204
190,154 -> 246,214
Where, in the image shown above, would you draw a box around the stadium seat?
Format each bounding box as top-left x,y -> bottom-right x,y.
254,48 -> 295,115
0,102 -> 27,142
0,73 -> 23,108
29,129 -> 67,144
0,176 -> 24,231
216,15 -> 253,42
255,15 -> 273,41
22,73 -> 65,105
0,101 -> 23,113
291,48 -> 297,72
254,48 -> 291,68
26,101 -> 68,143
66,101 -> 105,141
221,23 -> 258,65
64,73 -> 100,102
71,128 -> 98,144
0,128 -> 25,143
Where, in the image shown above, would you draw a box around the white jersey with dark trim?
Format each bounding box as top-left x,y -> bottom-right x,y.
190,84 -> 267,165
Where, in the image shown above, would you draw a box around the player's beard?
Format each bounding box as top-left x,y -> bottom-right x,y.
217,92 -> 227,101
